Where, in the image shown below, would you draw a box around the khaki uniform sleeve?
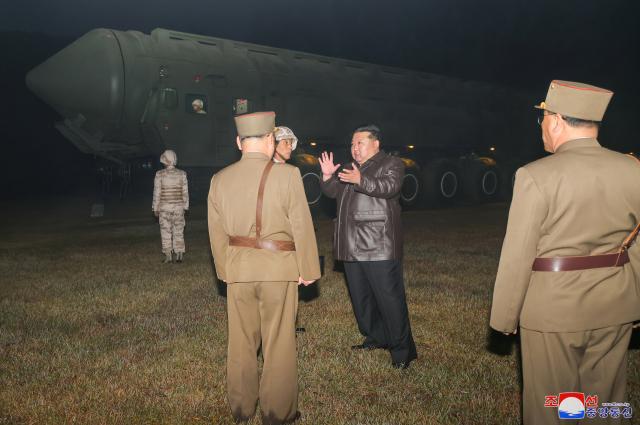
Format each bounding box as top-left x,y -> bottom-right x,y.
207,175 -> 228,281
288,167 -> 321,281
152,171 -> 161,211
182,171 -> 189,211
625,156 -> 640,291
490,167 -> 547,333
628,235 -> 640,282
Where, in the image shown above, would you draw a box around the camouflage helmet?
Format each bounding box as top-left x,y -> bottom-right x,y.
160,150 -> 177,166
274,126 -> 298,151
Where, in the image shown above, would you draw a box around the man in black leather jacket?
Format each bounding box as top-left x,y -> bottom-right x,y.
319,124 -> 417,369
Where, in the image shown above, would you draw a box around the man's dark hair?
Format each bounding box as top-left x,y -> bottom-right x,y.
353,124 -> 382,144
562,115 -> 600,129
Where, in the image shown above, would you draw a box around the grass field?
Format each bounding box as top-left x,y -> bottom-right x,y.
1,199 -> 639,424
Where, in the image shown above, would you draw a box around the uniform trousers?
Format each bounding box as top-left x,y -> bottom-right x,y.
344,260 -> 417,364
227,281 -> 299,424
520,324 -> 633,425
158,210 -> 185,254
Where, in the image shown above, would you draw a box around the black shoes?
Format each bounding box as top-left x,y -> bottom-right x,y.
351,341 -> 416,370
351,342 -> 388,350
295,327 -> 306,333
392,354 -> 417,369
392,361 -> 411,369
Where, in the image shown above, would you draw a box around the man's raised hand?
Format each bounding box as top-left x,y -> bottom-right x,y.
319,151 -> 341,180
338,163 -> 361,185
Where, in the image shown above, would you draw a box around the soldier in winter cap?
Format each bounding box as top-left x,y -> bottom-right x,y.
490,81 -> 640,423
208,111 -> 320,423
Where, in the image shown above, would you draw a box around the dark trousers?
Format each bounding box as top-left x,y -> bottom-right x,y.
344,260 -> 417,364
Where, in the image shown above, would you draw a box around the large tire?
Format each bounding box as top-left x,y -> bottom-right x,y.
420,158 -> 460,207
291,153 -> 334,217
497,161 -> 522,201
460,158 -> 499,204
398,158 -> 421,209
300,169 -> 322,206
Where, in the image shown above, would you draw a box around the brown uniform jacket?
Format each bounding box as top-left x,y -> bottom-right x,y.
320,150 -> 404,261
207,152 -> 321,283
490,138 -> 640,333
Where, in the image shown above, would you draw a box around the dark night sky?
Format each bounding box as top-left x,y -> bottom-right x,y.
2,0 -> 639,198
3,0 -> 639,90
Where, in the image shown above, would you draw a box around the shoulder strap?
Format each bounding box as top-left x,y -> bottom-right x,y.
256,161 -> 274,240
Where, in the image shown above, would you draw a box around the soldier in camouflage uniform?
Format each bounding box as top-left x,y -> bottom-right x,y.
153,150 -> 189,263
273,126 -> 298,163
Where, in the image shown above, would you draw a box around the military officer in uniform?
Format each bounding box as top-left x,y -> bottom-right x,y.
273,126 -> 298,163
208,111 -> 320,424
490,81 -> 640,424
152,150 -> 189,263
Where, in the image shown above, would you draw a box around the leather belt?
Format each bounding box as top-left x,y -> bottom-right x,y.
229,236 -> 295,252
532,251 -> 629,272
228,160 -> 297,252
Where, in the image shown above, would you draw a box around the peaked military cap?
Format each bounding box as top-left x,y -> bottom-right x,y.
234,111 -> 276,138
534,80 -> 613,122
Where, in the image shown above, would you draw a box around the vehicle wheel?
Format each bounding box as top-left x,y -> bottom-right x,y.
420,159 -> 460,207
498,161 -> 522,201
461,159 -> 499,204
399,158 -> 421,209
292,153 -> 332,217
